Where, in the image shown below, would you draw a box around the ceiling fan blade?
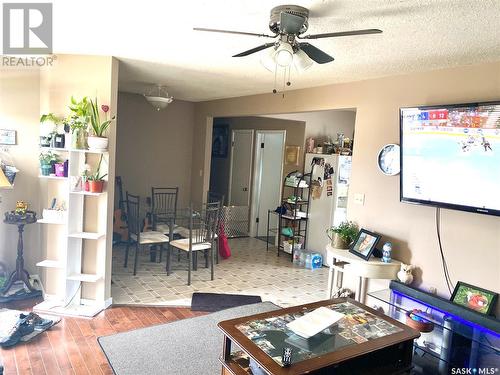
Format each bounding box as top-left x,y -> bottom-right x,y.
300,29 -> 382,39
279,11 -> 306,34
193,27 -> 276,38
298,43 -> 334,64
233,43 -> 275,57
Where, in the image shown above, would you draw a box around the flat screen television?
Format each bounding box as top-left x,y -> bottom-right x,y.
400,101 -> 500,217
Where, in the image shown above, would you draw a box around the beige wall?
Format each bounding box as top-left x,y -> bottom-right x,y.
0,70 -> 42,274
262,110 -> 357,146
116,92 -> 195,207
210,116 -> 305,203
193,61 -> 500,301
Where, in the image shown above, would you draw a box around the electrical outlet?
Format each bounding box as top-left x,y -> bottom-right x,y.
353,193 -> 365,205
428,286 -> 437,294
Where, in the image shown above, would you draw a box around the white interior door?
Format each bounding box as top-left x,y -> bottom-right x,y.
251,131 -> 286,237
228,130 -> 254,205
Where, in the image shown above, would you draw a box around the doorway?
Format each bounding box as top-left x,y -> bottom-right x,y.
228,129 -> 254,206
250,130 -> 286,238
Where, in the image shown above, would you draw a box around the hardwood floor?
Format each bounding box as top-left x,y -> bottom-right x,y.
0,301 -> 205,375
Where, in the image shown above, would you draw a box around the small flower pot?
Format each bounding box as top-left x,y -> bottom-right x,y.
88,180 -> 104,193
331,233 -> 350,249
54,163 -> 65,177
87,136 -> 108,151
83,181 -> 90,191
40,164 -> 51,176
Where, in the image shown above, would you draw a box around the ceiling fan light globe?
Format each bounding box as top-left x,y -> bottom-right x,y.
275,43 -> 294,67
294,49 -> 313,72
260,48 -> 277,72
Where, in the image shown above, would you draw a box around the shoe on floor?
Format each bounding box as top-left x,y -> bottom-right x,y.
0,314 -> 35,347
21,312 -> 53,331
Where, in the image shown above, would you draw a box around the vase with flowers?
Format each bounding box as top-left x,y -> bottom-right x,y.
87,156 -> 107,193
88,99 -> 114,151
326,221 -> 359,249
65,96 -> 90,150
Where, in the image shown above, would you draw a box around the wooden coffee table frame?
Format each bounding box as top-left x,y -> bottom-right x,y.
218,298 -> 420,375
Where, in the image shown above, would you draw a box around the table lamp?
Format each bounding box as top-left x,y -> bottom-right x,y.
0,168 -> 11,188
0,168 -> 12,202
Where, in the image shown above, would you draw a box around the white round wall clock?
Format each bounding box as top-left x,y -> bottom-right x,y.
378,144 -> 400,176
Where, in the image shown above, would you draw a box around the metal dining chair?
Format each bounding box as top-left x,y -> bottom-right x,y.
168,202 -> 219,285
207,191 -> 224,264
124,192 -> 170,276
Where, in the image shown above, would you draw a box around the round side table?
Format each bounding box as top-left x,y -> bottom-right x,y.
1,210 -> 41,296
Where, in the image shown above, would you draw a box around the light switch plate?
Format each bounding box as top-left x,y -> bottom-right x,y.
354,193 -> 365,205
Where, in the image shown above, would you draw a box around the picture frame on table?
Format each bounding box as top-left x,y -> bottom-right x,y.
349,229 -> 381,261
212,124 -> 229,158
450,281 -> 498,316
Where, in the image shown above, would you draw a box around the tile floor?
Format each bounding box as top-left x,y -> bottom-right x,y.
111,237 -> 329,307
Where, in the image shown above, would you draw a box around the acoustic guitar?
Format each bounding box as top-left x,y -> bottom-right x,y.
113,176 -> 129,242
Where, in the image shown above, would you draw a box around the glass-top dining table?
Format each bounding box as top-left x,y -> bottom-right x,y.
147,206 -> 211,276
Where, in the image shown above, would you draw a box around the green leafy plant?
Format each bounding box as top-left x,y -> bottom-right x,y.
40,113 -> 61,124
89,98 -> 115,137
39,151 -> 61,166
64,96 -> 90,133
326,221 -> 359,244
87,156 -> 107,181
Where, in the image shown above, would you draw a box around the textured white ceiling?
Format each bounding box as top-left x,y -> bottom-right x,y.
51,0 -> 500,102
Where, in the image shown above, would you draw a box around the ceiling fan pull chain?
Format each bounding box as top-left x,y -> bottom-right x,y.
273,64 -> 278,94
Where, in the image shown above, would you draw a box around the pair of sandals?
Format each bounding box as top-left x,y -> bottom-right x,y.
0,312 -> 53,348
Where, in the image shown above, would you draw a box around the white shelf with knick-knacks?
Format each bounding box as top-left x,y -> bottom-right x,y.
34,98 -> 112,317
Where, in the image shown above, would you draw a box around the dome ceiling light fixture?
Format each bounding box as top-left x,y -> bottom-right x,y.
143,85 -> 173,111
194,4 -> 382,95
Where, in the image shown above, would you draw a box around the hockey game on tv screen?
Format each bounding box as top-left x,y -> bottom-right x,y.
401,103 -> 500,213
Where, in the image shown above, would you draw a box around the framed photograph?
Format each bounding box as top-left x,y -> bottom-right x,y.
285,146 -> 300,166
349,229 -> 381,260
212,124 -> 229,158
450,281 -> 498,315
0,129 -> 17,145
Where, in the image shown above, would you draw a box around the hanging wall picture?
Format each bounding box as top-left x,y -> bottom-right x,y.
0,129 -> 17,145
285,145 -> 300,165
212,124 -> 229,158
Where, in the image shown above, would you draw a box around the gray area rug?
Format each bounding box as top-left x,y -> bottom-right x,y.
98,302 -> 279,375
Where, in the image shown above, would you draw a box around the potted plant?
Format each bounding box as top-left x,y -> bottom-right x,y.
326,221 -> 359,249
80,163 -> 91,191
88,98 -> 114,151
39,151 -> 60,176
40,113 -> 61,147
65,96 -> 90,149
87,157 -> 107,193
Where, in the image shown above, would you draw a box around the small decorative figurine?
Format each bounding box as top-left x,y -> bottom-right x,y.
382,242 -> 392,263
15,201 -> 28,215
397,263 -> 414,284
306,137 -> 315,153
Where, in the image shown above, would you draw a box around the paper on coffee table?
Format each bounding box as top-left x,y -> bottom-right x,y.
286,307 -> 344,339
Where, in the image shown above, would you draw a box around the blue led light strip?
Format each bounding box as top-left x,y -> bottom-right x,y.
391,290 -> 500,340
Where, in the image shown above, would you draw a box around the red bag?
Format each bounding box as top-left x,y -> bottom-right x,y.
218,224 -> 231,259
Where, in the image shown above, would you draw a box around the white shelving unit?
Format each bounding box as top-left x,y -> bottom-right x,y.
34,147 -> 111,317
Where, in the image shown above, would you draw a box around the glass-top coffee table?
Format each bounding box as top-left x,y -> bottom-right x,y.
218,298 -> 420,375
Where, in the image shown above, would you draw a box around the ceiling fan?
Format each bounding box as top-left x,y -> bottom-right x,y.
194,5 -> 382,71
